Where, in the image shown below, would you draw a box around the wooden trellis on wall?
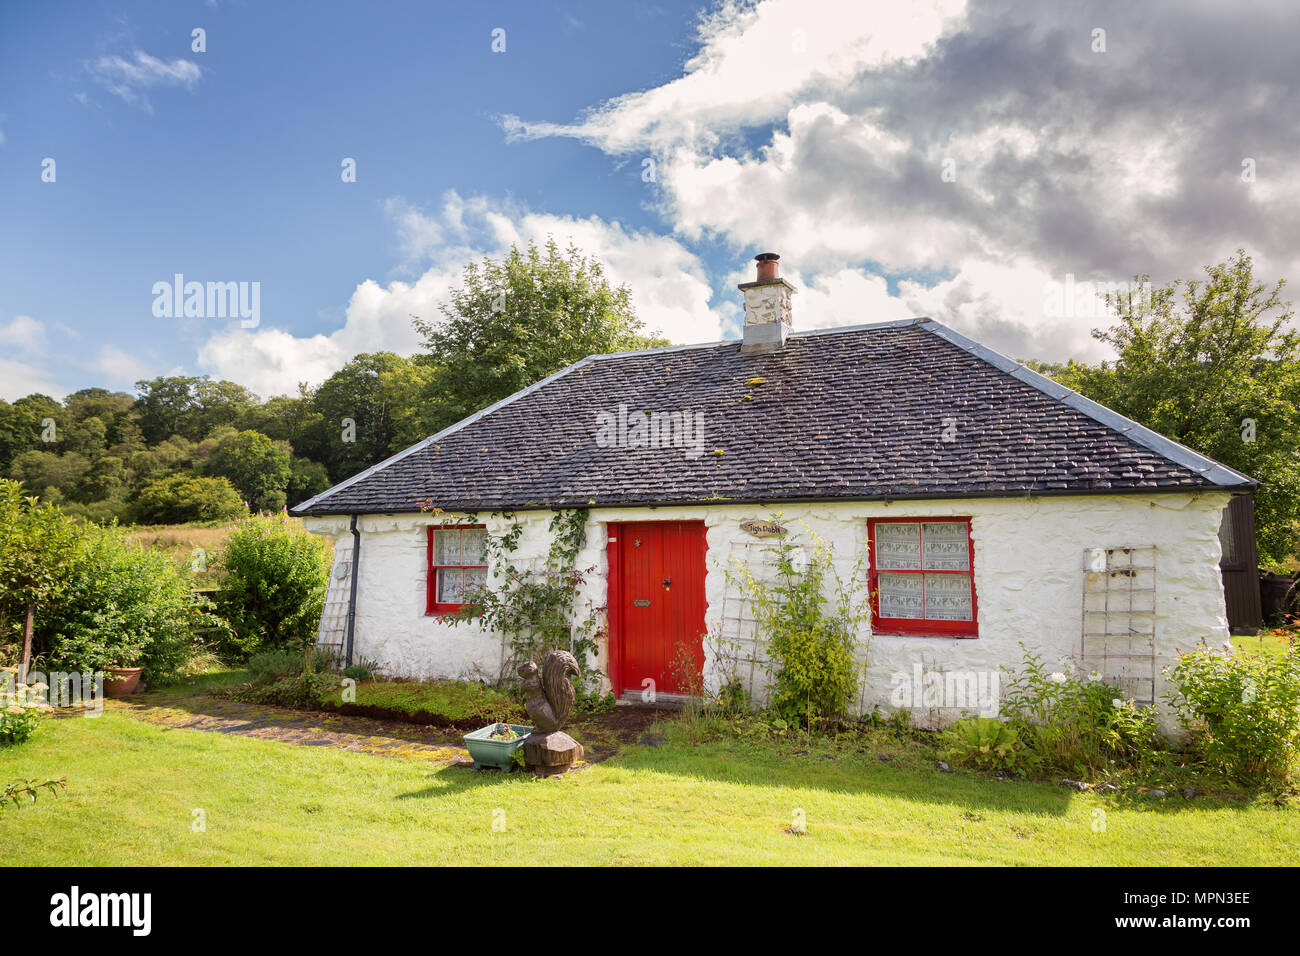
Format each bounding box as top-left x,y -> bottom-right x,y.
711,538 -> 873,713
1080,546 -> 1158,705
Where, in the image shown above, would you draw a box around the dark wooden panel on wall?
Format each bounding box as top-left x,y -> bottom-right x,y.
1219,495 -> 1262,633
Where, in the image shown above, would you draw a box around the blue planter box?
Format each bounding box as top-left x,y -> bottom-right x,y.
464,723 -> 534,771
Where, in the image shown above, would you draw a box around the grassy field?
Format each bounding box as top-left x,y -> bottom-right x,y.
126,519 -> 332,572
127,522 -> 239,565
2,708 -> 1296,866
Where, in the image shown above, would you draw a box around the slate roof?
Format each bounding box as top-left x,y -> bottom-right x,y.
291,317 -> 1255,516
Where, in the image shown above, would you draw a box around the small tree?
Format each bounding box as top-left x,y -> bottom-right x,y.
0,481 -> 82,682
203,430 -> 292,512
215,513 -> 332,657
413,238 -> 668,436
1052,250 -> 1300,561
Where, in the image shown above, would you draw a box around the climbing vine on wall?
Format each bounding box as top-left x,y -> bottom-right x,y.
448,509 -> 609,708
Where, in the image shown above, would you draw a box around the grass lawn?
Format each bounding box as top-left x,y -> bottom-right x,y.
2,710 -> 1296,865
321,679 -> 525,726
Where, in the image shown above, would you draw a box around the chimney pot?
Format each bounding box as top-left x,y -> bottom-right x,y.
739,252 -> 795,355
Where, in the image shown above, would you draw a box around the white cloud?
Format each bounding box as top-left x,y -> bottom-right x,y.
0,315 -> 47,355
196,192 -> 727,397
0,317 -> 64,400
505,0 -> 1300,362
504,0 -> 967,154
88,50 -> 202,111
0,358 -> 65,402
90,345 -> 154,386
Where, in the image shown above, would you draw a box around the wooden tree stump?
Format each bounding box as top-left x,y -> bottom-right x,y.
522,730 -> 584,775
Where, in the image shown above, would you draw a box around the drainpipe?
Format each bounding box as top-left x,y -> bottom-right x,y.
344,515 -> 361,667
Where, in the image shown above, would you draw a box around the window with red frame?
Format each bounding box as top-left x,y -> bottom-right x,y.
427,525 -> 488,614
868,519 -> 978,636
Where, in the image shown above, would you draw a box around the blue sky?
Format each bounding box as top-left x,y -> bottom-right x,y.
0,0 -> 721,396
2,0 -> 1297,399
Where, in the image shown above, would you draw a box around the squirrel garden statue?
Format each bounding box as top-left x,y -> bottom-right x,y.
517,650 -> 585,774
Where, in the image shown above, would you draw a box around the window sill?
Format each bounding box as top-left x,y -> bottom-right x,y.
872,631 -> 979,640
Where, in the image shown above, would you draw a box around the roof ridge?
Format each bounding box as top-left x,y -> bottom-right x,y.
916,318 -> 1256,488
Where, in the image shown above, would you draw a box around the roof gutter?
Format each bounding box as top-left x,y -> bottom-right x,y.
344,514 -> 360,668
299,483 -> 1252,518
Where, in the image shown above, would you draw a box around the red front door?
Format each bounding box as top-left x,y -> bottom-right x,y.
611,521 -> 707,696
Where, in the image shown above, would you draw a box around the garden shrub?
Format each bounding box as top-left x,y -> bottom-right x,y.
730,528 -> 868,727
309,646 -> 345,674
1001,644 -> 1164,776
38,524 -> 212,682
1,701 -> 42,746
341,657 -> 379,682
235,670 -> 338,709
245,649 -> 306,685
1168,644 -> 1300,786
214,513 -> 331,656
941,716 -> 1037,775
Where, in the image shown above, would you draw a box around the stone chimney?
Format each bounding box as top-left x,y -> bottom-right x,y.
739,253 -> 795,355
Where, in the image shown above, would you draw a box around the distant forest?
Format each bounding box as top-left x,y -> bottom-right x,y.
0,240 -> 663,524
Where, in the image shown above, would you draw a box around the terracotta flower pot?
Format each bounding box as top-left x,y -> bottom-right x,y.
103,667 -> 144,698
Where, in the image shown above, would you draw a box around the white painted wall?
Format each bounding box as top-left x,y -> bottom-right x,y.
303,490 -> 1231,732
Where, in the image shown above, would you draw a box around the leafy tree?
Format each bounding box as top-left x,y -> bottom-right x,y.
132,474 -> 247,524
133,376 -> 258,444
0,481 -> 82,681
215,513 -> 332,656
201,429 -> 291,512
192,379 -> 259,440
76,456 -> 126,504
133,376 -> 201,444
62,387 -> 134,424
302,352 -> 420,480
8,450 -> 90,501
126,436 -> 197,487
235,391 -> 320,444
12,394 -> 63,438
412,238 -> 667,437
62,388 -> 136,446
287,457 -> 331,506
61,416 -> 107,457
0,400 -> 47,470
1050,250 -> 1300,561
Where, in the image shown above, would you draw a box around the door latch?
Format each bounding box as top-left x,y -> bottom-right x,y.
662,578 -> 671,591
633,599 -> 650,607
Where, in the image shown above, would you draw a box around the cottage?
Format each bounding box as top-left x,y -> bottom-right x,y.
291,253 -> 1256,729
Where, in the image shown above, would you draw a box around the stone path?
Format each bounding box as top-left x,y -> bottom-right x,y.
108,690 -> 476,765
105,689 -> 677,769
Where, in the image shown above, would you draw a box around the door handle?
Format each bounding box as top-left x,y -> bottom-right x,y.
662,578 -> 671,590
